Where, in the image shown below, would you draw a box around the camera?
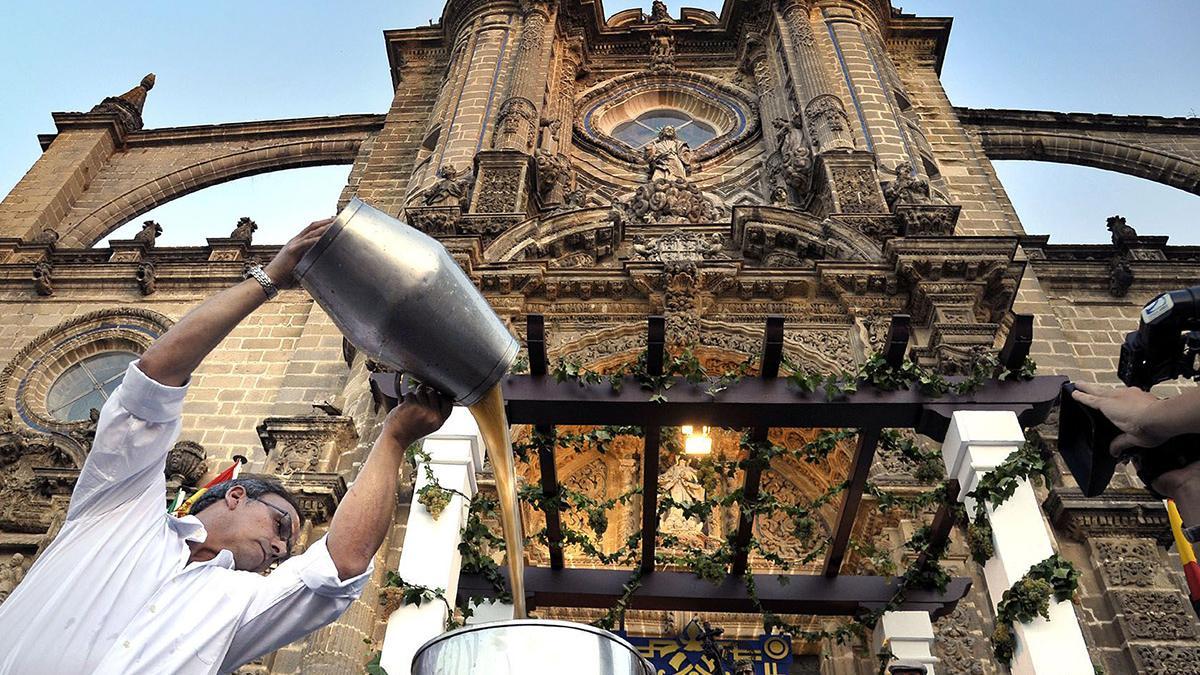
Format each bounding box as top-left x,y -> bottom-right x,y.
1059,286 -> 1200,497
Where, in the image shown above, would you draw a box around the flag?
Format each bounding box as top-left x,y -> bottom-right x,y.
173,458 -> 243,517
1167,499 -> 1200,614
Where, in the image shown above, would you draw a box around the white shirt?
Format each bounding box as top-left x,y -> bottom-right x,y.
0,362 -> 372,674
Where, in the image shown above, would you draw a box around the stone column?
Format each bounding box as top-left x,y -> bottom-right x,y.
492,0 -> 557,153
874,611 -> 939,674
774,0 -> 855,153
379,407 -> 485,675
941,411 -> 1092,675
817,4 -> 913,172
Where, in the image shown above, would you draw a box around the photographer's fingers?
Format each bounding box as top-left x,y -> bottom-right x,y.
1110,432 -> 1140,457
1070,388 -> 1103,410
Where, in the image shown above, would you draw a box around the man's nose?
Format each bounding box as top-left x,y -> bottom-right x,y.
269,538 -> 288,559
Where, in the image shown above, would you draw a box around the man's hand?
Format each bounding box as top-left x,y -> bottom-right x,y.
1071,382 -> 1166,455
263,218 -> 334,289
383,385 -> 453,448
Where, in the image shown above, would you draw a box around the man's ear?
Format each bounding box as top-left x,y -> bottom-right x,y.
224,485 -> 247,509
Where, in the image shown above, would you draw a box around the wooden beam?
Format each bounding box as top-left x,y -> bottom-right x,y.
1000,313 -> 1034,372
822,427 -> 883,578
640,316 -> 666,574
526,315 -> 564,569
458,567 -> 971,619
914,479 -> 961,574
883,314 -> 912,368
731,316 -> 784,577
499,375 -> 1065,442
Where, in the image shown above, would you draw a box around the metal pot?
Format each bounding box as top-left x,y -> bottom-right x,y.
412,620 -> 655,675
295,197 -> 518,406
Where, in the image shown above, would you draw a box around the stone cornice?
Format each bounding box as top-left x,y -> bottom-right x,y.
39,114 -> 383,152
1044,486 -> 1172,546
885,15 -> 951,74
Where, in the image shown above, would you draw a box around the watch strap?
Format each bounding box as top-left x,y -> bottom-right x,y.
1183,523 -> 1200,544
245,264 -> 279,300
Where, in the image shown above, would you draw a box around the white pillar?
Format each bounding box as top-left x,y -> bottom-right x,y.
941,411 -> 1092,675
874,611 -> 938,674
380,407 -> 485,675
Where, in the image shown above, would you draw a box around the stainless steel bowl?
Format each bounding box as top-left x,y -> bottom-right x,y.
295,197 -> 517,406
412,620 -> 655,675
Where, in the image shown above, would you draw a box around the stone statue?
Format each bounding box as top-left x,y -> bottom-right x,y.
645,126 -> 692,181
648,23 -> 675,70
534,150 -> 573,206
649,0 -> 671,22
0,553 -> 26,604
30,228 -> 59,246
136,261 -> 157,296
32,262 -> 53,296
1107,215 -> 1138,246
133,220 -> 163,247
773,114 -> 813,192
229,217 -> 257,242
423,165 -> 473,208
883,162 -> 933,209
659,459 -> 703,535
770,183 -> 790,206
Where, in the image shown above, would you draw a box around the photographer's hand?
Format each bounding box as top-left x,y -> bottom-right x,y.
1070,383 -> 1167,455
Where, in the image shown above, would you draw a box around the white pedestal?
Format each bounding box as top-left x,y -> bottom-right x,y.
874,611 -> 938,674
380,407 -> 484,675
941,411 -> 1092,675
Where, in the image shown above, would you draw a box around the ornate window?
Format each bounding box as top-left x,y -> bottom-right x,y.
611,109 -> 717,149
574,70 -> 761,165
46,352 -> 138,422
0,309 -> 172,435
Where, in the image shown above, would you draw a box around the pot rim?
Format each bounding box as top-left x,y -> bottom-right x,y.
294,196 -> 365,281
411,619 -> 653,672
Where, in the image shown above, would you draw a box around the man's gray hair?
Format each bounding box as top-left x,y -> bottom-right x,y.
187,475 -> 304,526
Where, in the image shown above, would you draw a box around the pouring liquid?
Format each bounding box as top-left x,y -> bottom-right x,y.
467,383 -> 527,618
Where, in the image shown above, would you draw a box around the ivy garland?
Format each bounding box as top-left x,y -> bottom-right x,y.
386,342 -> 1080,669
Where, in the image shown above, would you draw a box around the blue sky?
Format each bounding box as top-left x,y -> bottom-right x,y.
0,1 -> 1195,246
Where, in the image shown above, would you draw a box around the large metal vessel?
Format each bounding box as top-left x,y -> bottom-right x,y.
411,620 -> 655,675
294,197 -> 518,406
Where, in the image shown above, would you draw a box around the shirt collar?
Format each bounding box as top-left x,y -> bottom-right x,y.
169,513 -> 209,543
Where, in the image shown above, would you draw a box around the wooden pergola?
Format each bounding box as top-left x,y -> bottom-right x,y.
382,313 -> 1063,619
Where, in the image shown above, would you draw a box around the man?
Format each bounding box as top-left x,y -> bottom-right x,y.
1072,383 -> 1200,528
0,220 -> 453,674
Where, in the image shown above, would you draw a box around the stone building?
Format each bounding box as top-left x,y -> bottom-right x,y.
1,1 -> 1199,673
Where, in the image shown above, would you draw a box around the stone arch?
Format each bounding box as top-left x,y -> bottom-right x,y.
60,139 -> 361,247
957,108 -> 1200,196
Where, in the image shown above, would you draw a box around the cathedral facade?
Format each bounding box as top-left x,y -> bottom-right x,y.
2,1 -> 1200,672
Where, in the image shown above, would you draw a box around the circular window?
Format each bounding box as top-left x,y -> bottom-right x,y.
46,352 -> 138,422
0,308 -> 171,436
611,109 -> 717,149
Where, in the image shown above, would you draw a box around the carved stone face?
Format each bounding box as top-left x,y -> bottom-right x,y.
659,125 -> 677,140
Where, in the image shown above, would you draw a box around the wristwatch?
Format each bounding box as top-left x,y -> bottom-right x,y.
1184,523 -> 1200,544
244,264 -> 279,300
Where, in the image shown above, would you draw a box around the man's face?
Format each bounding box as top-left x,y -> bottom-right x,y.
220,487 -> 301,573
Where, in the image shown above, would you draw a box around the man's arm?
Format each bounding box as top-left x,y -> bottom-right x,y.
325,386 -> 452,579
138,219 -> 331,386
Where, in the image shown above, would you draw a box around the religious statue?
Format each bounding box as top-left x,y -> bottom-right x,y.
882,162 -> 933,209
0,554 -> 26,604
649,0 -> 671,22
229,217 -> 257,242
133,220 -> 163,247
659,459 -> 704,536
770,183 -> 790,206
423,165 -> 473,208
645,126 -> 692,182
648,23 -> 675,70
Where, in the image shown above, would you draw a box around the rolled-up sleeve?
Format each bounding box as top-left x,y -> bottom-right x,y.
67,360 -> 189,522
219,535 -> 374,672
